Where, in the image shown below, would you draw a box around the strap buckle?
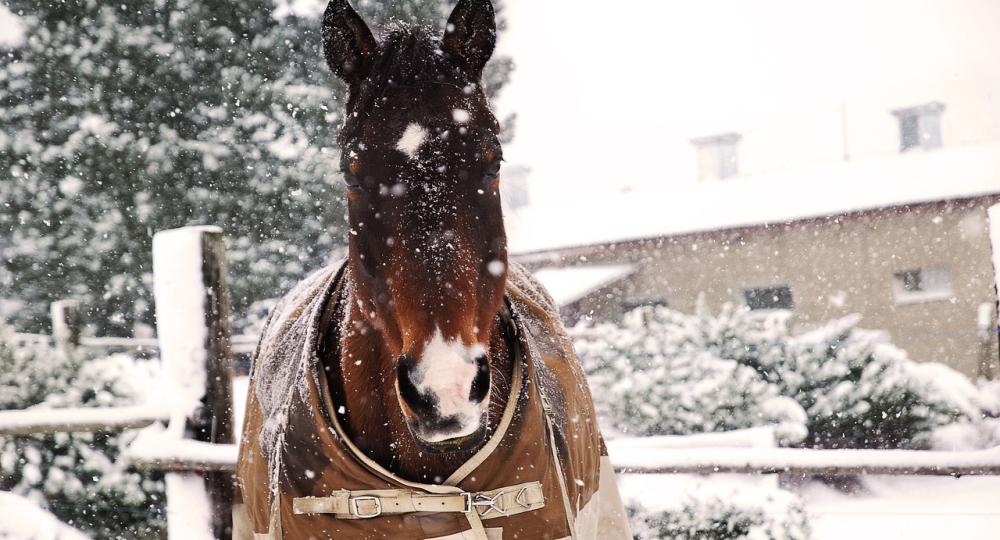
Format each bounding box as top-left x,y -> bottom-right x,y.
539,392 -> 553,414
461,491 -> 508,517
349,496 -> 382,519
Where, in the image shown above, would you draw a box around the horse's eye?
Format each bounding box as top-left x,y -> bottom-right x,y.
483,161 -> 501,183
344,174 -> 362,190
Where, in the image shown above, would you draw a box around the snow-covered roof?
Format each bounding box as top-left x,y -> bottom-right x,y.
508,141 -> 1000,255
532,264 -> 635,307
0,492 -> 90,540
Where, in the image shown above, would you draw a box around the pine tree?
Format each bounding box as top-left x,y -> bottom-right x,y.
0,0 -> 512,336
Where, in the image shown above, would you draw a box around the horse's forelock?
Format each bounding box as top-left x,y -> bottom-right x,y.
339,25 -> 469,145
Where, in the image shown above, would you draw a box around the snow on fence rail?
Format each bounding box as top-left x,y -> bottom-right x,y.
126,428 -> 239,473
11,297 -> 259,359
0,406 -> 170,436
121,441 -> 1000,477
611,445 -> 1000,476
11,333 -> 259,355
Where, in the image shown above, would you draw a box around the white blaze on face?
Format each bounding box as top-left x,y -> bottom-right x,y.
413,328 -> 487,442
396,123 -> 429,159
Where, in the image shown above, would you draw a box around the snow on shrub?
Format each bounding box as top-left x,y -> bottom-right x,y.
0,322 -> 165,538
574,305 -> 807,442
628,484 -> 812,540
573,302 -> 978,449
781,316 -> 978,449
930,379 -> 1000,451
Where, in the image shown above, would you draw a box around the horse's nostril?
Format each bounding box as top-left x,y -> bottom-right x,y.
468,354 -> 490,403
397,355 -> 437,416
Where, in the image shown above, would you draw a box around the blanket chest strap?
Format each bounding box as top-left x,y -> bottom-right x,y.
292,480 -> 545,520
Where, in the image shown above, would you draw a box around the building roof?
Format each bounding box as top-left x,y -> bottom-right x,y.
531,265 -> 636,307
508,141 -> 1000,255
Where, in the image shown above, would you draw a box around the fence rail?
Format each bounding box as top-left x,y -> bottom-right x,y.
12,333 -> 259,354
120,441 -> 1000,477
611,445 -> 1000,477
5,408 -> 999,477
0,406 -> 170,436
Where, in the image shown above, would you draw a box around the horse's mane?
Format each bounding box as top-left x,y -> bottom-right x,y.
340,24 -> 467,145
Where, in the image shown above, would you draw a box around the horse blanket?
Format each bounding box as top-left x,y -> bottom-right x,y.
234,262 -> 632,540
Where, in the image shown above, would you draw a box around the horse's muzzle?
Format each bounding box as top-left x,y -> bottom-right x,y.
396,352 -> 491,445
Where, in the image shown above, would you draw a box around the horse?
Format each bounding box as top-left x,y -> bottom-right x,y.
235,1 -> 631,538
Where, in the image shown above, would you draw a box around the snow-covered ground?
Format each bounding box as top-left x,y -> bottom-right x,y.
619,473 -> 1000,540
802,475 -> 1000,540
0,491 -> 89,540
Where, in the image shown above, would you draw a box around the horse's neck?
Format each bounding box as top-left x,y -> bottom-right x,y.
325,289 -> 513,484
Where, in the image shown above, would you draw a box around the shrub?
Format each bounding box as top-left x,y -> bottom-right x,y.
629,486 -> 812,540
573,303 -> 978,449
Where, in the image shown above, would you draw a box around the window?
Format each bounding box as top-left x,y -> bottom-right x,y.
622,299 -> 668,312
891,102 -> 944,152
692,133 -> 741,181
892,267 -> 953,304
744,286 -> 794,310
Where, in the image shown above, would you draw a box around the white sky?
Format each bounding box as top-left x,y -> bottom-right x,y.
495,0 -> 1000,205
4,0 -> 999,207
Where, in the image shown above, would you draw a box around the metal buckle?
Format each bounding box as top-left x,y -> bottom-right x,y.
350,496 -> 382,519
539,393 -> 553,414
462,491 -> 508,517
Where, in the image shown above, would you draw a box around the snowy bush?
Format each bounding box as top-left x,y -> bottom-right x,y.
0,323 -> 165,539
784,318 -> 979,449
575,305 -> 807,441
930,379 -> 1000,451
574,303 -> 978,449
628,486 -> 811,540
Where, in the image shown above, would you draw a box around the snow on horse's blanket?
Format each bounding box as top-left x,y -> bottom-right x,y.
235,262 -> 631,539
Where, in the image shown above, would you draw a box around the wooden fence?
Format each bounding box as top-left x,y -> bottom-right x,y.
2,225 -> 1000,539
1,227 -> 237,540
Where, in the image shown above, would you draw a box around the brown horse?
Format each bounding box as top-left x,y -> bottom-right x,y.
323,0 -> 512,483
235,1 -> 631,538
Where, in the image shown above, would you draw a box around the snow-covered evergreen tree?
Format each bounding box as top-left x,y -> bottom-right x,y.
783,315 -> 981,449
573,303 -> 979,449
0,322 -> 164,538
0,0 -> 512,336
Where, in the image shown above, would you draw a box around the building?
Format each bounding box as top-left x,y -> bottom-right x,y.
508,112 -> 1000,379
500,2 -> 1000,381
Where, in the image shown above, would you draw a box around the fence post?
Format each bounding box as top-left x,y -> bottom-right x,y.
153,226 -> 234,540
50,299 -> 80,353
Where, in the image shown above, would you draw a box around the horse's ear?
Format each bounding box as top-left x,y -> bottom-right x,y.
322,0 -> 378,84
442,0 -> 496,79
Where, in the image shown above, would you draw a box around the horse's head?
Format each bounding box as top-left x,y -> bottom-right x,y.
323,0 -> 507,447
